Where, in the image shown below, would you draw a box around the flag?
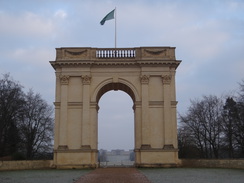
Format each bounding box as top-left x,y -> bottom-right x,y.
100,9 -> 115,25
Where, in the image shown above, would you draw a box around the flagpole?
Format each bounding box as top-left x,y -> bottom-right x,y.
115,7 -> 117,48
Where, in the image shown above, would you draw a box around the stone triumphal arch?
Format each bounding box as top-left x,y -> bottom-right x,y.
50,47 -> 181,168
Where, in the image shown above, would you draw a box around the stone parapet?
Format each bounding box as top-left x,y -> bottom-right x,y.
179,159 -> 244,169
50,47 -> 181,69
0,160 -> 53,171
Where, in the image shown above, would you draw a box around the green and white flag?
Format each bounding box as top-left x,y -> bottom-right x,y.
100,9 -> 115,25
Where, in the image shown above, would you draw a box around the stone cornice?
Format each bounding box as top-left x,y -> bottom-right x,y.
135,148 -> 178,152
54,148 -> 98,153
50,60 -> 181,69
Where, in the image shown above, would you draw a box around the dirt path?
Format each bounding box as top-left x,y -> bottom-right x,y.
75,168 -> 151,183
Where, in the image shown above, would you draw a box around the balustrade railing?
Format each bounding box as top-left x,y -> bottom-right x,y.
96,48 -> 136,58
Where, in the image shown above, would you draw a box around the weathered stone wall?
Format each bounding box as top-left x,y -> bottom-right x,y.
179,159 -> 244,169
0,160 -> 53,171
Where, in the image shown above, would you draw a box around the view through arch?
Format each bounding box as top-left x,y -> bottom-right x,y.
98,90 -> 134,167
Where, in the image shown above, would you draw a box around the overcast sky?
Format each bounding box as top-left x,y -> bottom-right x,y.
0,0 -> 243,151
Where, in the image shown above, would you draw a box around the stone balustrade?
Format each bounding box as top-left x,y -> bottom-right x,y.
54,47 -> 177,61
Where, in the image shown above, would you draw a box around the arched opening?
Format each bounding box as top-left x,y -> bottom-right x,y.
96,82 -> 136,103
97,83 -> 135,167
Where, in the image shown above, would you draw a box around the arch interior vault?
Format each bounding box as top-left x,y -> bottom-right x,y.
50,46 -> 181,168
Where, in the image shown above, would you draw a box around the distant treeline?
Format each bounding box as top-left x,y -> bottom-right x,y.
178,80 -> 244,159
0,74 -> 53,160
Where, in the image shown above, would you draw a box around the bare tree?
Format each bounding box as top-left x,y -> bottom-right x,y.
0,74 -> 54,160
0,74 -> 25,157
19,90 -> 54,159
238,80 -> 244,102
178,126 -> 200,158
222,97 -> 238,158
235,102 -> 244,157
235,80 -> 244,157
179,95 -> 223,158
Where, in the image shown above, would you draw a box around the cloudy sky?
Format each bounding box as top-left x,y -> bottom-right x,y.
0,0 -> 243,151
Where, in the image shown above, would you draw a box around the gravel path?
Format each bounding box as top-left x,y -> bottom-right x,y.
0,169 -> 90,183
139,168 -> 244,183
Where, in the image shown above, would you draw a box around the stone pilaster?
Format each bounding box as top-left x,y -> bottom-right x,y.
58,75 -> 69,149
134,101 -> 142,149
90,102 -> 98,149
81,75 -> 91,149
140,75 -> 150,146
162,75 -> 174,148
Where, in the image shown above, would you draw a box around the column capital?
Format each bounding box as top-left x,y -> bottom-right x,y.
82,75 -> 91,85
60,75 -> 69,85
162,75 -> 172,85
140,75 -> 150,84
